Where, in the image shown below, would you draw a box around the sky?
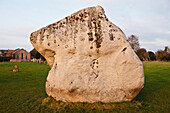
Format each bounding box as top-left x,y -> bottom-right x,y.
0,0 -> 170,52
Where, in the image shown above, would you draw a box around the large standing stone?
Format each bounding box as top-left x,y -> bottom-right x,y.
30,6 -> 144,103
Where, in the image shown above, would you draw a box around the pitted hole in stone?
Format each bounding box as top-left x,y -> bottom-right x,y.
95,33 -> 98,37
97,50 -> 99,54
54,40 -> 56,43
113,29 -> 118,32
84,11 -> 88,15
81,38 -> 85,41
118,38 -> 120,40
40,37 -> 44,43
79,13 -> 83,17
54,63 -> 57,69
65,45 -> 68,48
58,44 -> 60,46
95,33 -> 102,48
88,25 -> 92,30
93,62 -> 95,64
89,38 -> 94,41
88,32 -> 93,38
109,29 -> 118,32
95,74 -> 98,78
81,18 -> 85,22
96,44 -> 101,48
48,43 -> 50,46
69,88 -> 78,93
75,30 -> 78,34
98,12 -> 103,19
46,35 -> 49,39
109,25 -> 112,27
92,17 -> 96,22
122,47 -> 127,52
90,46 -> 93,49
76,17 -> 79,20
109,33 -> 114,41
52,51 -> 56,56
53,23 -> 56,26
84,15 -> 88,18
81,19 -> 85,22
89,55 -> 92,57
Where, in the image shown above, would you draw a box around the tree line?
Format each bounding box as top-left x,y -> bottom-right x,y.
128,35 -> 170,61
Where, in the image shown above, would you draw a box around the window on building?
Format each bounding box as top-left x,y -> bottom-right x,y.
26,55 -> 27,59
17,55 -> 19,59
21,53 -> 23,59
13,54 -> 15,59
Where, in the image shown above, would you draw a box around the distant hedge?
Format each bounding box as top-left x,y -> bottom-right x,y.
0,57 -> 12,62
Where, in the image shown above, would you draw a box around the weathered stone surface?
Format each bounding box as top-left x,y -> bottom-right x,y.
30,6 -> 144,103
13,65 -> 19,72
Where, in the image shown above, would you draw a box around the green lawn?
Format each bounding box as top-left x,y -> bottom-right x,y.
0,62 -> 169,113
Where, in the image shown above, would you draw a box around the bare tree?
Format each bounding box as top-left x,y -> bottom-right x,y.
164,46 -> 170,53
136,48 -> 148,61
155,46 -> 170,61
148,51 -> 156,61
127,35 -> 140,52
155,50 -> 167,61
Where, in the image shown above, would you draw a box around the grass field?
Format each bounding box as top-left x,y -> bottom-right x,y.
0,62 -> 169,113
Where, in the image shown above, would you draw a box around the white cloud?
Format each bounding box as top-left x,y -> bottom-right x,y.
165,31 -> 170,34
85,0 -> 115,2
141,38 -> 170,46
141,38 -> 170,52
0,27 -> 34,51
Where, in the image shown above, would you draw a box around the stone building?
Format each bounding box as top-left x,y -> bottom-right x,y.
10,49 -> 31,62
6,50 -> 14,57
0,50 -> 12,57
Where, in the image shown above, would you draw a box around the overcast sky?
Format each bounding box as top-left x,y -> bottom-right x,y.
0,0 -> 170,52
